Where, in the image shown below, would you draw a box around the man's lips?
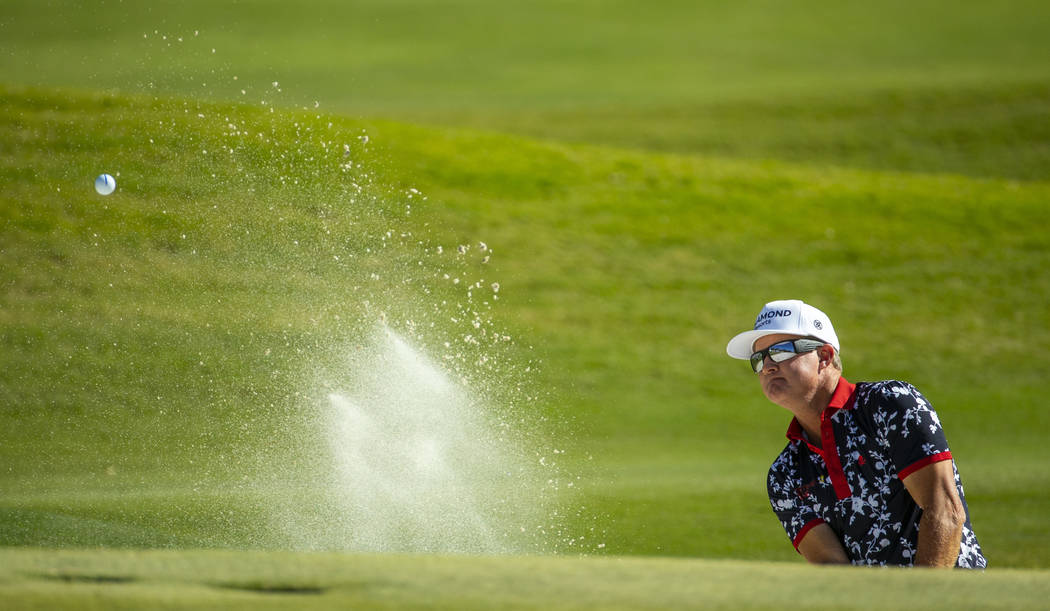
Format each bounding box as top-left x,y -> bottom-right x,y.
764,376 -> 787,390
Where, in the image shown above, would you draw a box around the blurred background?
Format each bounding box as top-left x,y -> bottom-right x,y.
1,0 -> 1048,567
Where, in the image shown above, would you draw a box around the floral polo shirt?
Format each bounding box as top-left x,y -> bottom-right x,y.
767,377 -> 986,568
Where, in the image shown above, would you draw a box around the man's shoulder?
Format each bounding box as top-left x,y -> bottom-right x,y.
853,379 -> 926,408
850,379 -> 943,441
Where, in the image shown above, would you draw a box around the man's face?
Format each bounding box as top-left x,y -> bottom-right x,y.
752,333 -> 824,407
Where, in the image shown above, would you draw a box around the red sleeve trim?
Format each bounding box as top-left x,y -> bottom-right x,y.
792,518 -> 826,552
899,451 -> 953,480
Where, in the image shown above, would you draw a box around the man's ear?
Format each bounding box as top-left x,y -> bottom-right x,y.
818,345 -> 836,369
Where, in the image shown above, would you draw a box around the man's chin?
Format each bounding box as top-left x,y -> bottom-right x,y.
763,379 -> 789,402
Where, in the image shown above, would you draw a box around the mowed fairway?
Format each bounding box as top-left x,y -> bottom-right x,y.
3,548 -> 1050,611
2,1 -> 1050,179
2,0 -> 1050,607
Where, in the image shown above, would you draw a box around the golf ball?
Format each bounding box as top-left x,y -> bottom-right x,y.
94,173 -> 116,195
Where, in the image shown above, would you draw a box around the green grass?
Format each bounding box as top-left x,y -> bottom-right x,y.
3,1 -> 1050,606
2,84 -> 1049,571
2,1 -> 1049,178
6,1 -> 1050,106
419,81 -> 1050,180
2,548 -> 1050,610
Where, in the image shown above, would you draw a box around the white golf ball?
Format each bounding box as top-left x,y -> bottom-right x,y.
94,173 -> 116,195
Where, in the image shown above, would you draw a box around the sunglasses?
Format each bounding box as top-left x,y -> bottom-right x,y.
750,338 -> 827,373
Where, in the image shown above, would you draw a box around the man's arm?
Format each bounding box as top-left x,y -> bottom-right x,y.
902,459 -> 966,567
796,522 -> 850,565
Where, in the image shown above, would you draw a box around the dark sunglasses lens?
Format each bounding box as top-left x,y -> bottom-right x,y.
767,341 -> 797,362
751,341 -> 801,373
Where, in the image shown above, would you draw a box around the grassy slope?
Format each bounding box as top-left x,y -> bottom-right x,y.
418,81 -> 1050,181
3,3 -> 1049,607
2,85 -> 1049,571
2,548 -> 1050,611
1,1 -> 1049,179
388,122 -> 1050,564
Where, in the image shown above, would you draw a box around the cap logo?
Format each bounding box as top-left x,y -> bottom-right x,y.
756,309 -> 791,321
813,320 -> 823,330
755,309 -> 791,329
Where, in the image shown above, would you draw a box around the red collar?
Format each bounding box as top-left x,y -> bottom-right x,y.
827,376 -> 857,411
785,376 -> 856,442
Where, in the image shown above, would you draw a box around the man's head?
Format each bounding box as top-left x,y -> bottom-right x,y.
726,300 -> 840,360
727,300 -> 842,409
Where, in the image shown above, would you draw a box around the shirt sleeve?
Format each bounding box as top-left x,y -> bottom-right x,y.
768,448 -> 824,551
871,381 -> 953,480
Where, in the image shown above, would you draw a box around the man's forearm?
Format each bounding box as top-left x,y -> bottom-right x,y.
915,506 -> 964,567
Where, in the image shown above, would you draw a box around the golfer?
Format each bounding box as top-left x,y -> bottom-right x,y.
726,299 -> 986,568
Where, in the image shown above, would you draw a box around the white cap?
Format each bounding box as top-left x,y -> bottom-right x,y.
726,299 -> 840,359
